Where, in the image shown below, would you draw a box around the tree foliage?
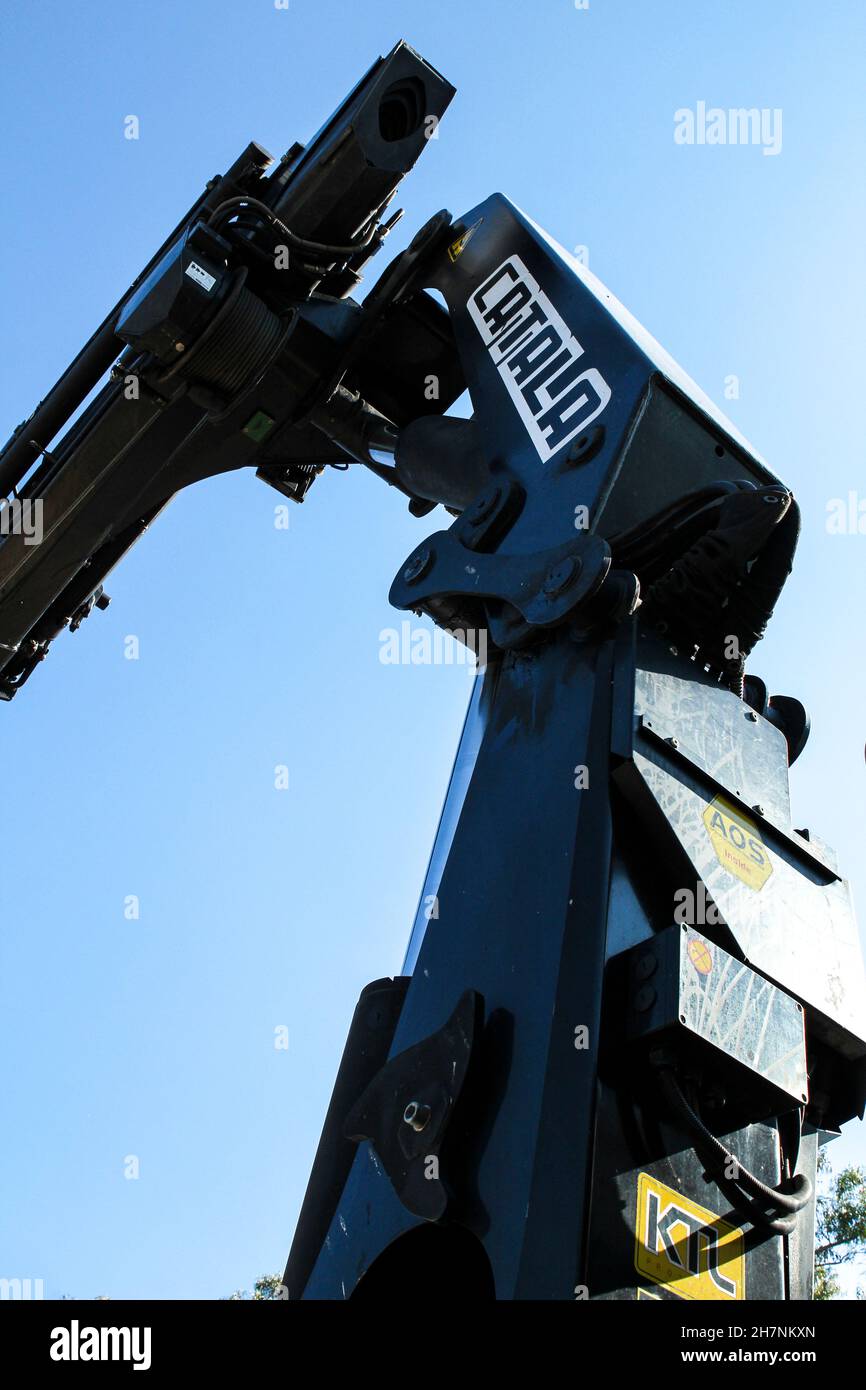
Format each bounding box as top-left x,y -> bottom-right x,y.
814,1150 -> 866,1300
227,1273 -> 287,1301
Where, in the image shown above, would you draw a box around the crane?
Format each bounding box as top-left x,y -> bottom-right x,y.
2,40 -> 864,1303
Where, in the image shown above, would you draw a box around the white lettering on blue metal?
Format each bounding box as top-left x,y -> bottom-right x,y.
467,255 -> 611,462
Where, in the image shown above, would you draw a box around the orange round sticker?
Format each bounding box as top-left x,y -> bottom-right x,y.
688,937 -> 713,975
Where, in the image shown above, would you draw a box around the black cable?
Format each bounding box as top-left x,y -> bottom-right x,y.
207,196 -> 379,258
222,227 -> 335,281
706,1161 -> 799,1237
676,1075 -> 799,1236
609,482 -> 743,580
656,1068 -> 812,1218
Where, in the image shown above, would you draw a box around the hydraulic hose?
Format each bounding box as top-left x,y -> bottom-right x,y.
655,1066 -> 812,1232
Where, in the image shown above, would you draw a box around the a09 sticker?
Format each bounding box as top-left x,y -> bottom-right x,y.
703,795 -> 772,890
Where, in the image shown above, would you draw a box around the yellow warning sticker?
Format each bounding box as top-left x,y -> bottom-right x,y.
687,936 -> 713,975
702,795 -> 772,890
635,1173 -> 745,1301
447,219 -> 482,262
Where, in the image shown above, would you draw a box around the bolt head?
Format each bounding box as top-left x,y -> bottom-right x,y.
403,1101 -> 431,1132
543,555 -> 581,597
466,486 -> 502,526
634,985 -> 657,1013
403,547 -> 433,585
635,952 -> 658,981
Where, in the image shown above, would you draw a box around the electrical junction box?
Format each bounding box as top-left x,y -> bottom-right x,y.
623,925 -> 808,1125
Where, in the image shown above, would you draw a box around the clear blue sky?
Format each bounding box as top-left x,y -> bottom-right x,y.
0,0 -> 863,1299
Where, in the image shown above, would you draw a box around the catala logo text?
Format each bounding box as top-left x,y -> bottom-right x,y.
49,1319 -> 152,1371
467,254 -> 611,462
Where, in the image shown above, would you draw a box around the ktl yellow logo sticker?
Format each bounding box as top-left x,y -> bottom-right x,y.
635,1173 -> 745,1300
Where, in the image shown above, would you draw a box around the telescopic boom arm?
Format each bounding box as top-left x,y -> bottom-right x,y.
2,42 -> 864,1303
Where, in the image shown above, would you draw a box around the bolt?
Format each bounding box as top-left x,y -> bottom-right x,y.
403,1101 -> 431,1132
753,804 -> 764,816
633,985 -> 656,1013
667,736 -> 679,749
403,547 -> 433,585
465,486 -> 502,527
543,555 -> 581,597
635,952 -> 657,981
174,341 -> 186,352
746,710 -> 758,722
566,424 -> 604,464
